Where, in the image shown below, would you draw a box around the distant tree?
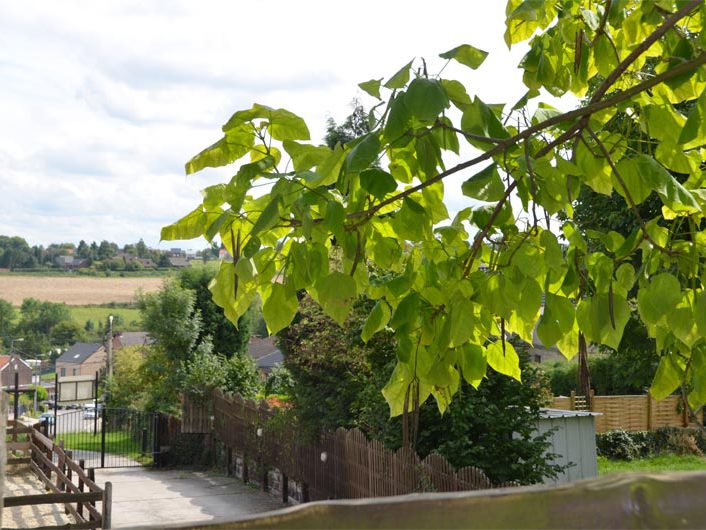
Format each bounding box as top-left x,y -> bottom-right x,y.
0,236 -> 37,269
105,345 -> 149,409
138,280 -> 201,413
177,265 -> 252,357
14,298 -> 73,356
157,254 -> 171,268
97,240 -> 116,260
50,321 -> 84,348
76,240 -> 90,259
135,239 -> 148,258
324,102 -> 370,149
0,299 -> 16,348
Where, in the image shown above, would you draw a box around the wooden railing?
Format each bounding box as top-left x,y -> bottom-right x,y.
5,420 -> 112,529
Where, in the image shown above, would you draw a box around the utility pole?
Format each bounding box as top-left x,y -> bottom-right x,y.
107,315 -> 113,379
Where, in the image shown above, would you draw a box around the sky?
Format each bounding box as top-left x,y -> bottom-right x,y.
0,1 -> 566,250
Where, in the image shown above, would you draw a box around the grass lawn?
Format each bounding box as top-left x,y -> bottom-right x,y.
59,430 -> 152,465
40,371 -> 55,382
598,454 -> 706,474
69,306 -> 142,330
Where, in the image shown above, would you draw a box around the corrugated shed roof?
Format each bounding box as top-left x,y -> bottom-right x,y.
540,407 -> 602,418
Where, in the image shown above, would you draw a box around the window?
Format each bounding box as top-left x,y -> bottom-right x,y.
533,354 -> 542,363
72,368 -> 77,376
60,367 -> 66,377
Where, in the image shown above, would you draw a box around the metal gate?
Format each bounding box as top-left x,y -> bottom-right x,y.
50,407 -> 158,468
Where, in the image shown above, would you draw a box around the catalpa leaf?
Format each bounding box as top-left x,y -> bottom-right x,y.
439,44 -> 489,70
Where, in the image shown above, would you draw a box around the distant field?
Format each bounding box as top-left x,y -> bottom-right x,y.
69,306 -> 142,330
0,275 -> 163,305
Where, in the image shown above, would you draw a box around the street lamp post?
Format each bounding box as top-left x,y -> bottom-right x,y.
9,338 -> 23,419
108,315 -> 113,379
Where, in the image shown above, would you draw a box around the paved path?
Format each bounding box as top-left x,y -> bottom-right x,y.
95,468 -> 284,528
3,468 -> 72,529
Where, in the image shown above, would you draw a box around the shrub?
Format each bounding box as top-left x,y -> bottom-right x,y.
596,429 -> 641,460
597,427 -> 706,460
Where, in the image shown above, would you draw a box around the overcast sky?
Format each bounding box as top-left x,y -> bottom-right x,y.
0,1 -> 563,249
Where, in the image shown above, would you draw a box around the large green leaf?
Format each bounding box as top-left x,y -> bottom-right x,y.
404,78 -> 450,122
439,44 -> 489,70
344,133 -> 381,173
576,292 -> 630,350
359,78 -> 383,100
223,103 -> 309,141
458,343 -> 486,388
537,293 -> 575,348
637,273 -> 682,325
362,300 -> 391,342
313,272 -> 357,325
161,206 -> 205,241
650,354 -> 683,400
185,124 -> 254,174
460,97 -> 510,148
462,164 -> 505,202
384,60 -> 414,89
486,340 -> 521,382
360,168 -> 397,199
262,284 -> 298,334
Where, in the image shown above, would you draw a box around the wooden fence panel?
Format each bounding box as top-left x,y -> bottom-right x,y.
551,393 -> 705,433
196,389 -> 517,502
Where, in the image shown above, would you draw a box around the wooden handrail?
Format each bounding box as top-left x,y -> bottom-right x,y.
5,491 -> 103,508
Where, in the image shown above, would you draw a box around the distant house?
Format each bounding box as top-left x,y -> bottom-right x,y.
114,332 -> 150,349
56,342 -> 107,378
135,258 -> 156,268
168,256 -> 190,268
54,256 -> 89,270
0,355 -> 33,388
247,336 -> 283,376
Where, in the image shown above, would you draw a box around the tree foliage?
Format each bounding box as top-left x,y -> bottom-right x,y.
164,1 -> 706,419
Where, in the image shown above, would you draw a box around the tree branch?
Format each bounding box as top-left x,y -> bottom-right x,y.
589,0 -> 701,104
346,50 -> 706,222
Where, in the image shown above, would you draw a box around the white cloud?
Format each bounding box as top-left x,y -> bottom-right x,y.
0,1 -> 567,248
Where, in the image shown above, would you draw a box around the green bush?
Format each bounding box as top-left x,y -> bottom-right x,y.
597,427 -> 706,460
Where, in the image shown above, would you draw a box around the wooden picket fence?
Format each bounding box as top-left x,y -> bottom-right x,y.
552,392 -> 702,433
185,390 -> 514,503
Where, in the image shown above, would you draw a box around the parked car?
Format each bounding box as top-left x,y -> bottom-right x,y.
38,412 -> 55,425
83,404 -> 97,420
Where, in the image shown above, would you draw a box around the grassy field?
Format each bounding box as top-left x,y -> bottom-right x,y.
0,275 -> 163,305
598,455 -> 706,474
59,431 -> 152,465
69,306 -> 142,330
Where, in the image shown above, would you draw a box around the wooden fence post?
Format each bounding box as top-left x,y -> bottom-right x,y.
102,481 -> 112,529
647,394 -> 653,430
88,468 -> 97,516
570,391 -> 576,410
282,473 -> 289,504
78,459 -> 85,518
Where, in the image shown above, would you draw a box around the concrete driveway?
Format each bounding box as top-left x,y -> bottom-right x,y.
95,468 -> 284,528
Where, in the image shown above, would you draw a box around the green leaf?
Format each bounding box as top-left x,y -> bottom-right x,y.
390,293 -> 420,330
650,354 -> 683,400
223,103 -> 309,141
359,78 -> 383,100
448,292 -> 474,347
537,293 -> 575,348
384,60 -> 414,89
185,125 -> 254,174
695,291 -> 706,336
360,168 -> 397,199
315,144 -> 347,187
362,300 -> 391,342
404,78 -> 450,122
441,80 -> 472,108
679,90 -> 706,145
262,284 -> 298,334
618,155 -> 700,215
384,92 -> 411,141
458,343 -> 486,388
637,273 -> 682,325
486,340 -> 521,382
462,164 -> 505,201
313,272 -> 357,325
283,141 -> 330,171
460,97 -> 510,148
209,261 -> 256,326
161,206 -> 205,241
344,132 -> 381,173
250,197 -> 281,236
576,292 -> 630,350
439,44 -> 489,70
